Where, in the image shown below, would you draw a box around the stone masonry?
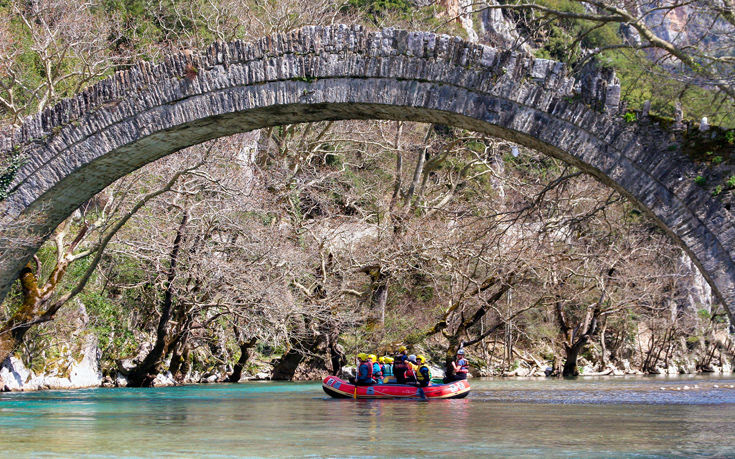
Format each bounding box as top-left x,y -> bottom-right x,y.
0,25 -> 733,319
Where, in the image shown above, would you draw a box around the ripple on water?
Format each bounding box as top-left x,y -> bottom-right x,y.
0,375 -> 733,457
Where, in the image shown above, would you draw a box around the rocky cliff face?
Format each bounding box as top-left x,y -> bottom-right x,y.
433,0 -> 528,50
477,0 -> 529,52
678,251 -> 714,313
435,0 -> 478,42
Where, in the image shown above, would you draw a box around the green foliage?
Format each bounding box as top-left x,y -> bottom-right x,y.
532,0 -> 621,63
325,152 -> 343,168
602,49 -> 735,128
345,0 -> 412,24
0,150 -> 25,201
623,112 -> 637,123
694,175 -> 706,186
711,155 -> 723,165
712,185 -> 723,197
696,309 -> 711,320
726,131 -> 735,144
727,176 -> 735,188
83,290 -> 136,357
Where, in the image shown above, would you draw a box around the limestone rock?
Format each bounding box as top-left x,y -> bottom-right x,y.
115,372 -> 128,387
0,357 -> 32,391
478,0 -> 528,52
152,372 -> 176,387
67,334 -> 103,389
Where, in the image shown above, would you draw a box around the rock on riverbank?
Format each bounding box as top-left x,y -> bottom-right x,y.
0,334 -> 102,391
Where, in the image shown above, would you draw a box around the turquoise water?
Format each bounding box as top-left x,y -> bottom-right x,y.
1,374 -> 735,457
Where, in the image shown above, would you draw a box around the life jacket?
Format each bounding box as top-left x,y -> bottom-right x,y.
383,363 -> 393,377
456,358 -> 469,374
393,359 -> 407,382
416,364 -> 432,385
372,362 -> 383,380
357,361 -> 373,383
404,363 -> 417,382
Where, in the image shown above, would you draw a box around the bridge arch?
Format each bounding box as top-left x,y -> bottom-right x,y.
0,25 -> 733,318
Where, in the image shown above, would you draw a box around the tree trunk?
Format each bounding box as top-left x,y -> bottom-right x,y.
271,348 -> 306,381
562,343 -> 583,377
326,332 -> 346,375
271,319 -> 323,381
168,335 -> 190,381
0,264 -> 41,362
228,337 -> 257,383
126,210 -> 188,387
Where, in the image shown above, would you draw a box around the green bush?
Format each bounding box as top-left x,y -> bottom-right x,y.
694,175 -> 706,186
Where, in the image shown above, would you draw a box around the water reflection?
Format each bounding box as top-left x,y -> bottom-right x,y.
1,375 -> 733,457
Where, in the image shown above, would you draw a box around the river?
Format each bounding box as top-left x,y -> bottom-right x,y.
1,374 -> 734,457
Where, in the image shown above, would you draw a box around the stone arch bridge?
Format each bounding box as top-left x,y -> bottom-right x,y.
1,25 -> 734,319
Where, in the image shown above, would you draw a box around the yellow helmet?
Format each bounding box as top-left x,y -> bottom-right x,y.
398,345 -> 407,352
416,355 -> 426,364
369,354 -> 377,361
385,357 -> 394,364
357,353 -> 368,361
379,356 -> 386,363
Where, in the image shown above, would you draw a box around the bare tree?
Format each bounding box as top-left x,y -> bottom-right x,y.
0,0 -> 130,126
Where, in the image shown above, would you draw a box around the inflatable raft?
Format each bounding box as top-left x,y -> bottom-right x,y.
322,376 -> 470,399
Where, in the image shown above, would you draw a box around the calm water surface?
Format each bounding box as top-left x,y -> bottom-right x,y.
1,374 -> 734,457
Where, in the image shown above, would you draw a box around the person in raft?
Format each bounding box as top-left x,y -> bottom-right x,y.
404,355 -> 419,385
351,353 -> 374,386
370,354 -> 383,384
395,345 -> 408,361
444,348 -> 470,383
393,353 -> 408,384
382,357 -> 394,378
415,355 -> 432,387
452,349 -> 469,381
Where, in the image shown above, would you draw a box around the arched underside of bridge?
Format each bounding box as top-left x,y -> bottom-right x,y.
0,25 -> 733,319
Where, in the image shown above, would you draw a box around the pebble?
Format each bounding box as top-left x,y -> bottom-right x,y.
713,384 -> 719,388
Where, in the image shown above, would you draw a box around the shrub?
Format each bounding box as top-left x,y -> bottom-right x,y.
694,175 -> 706,186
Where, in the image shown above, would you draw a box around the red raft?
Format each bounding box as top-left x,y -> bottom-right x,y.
322,376 -> 470,399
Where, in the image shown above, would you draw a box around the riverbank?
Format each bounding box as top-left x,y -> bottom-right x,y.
3,345 -> 733,392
